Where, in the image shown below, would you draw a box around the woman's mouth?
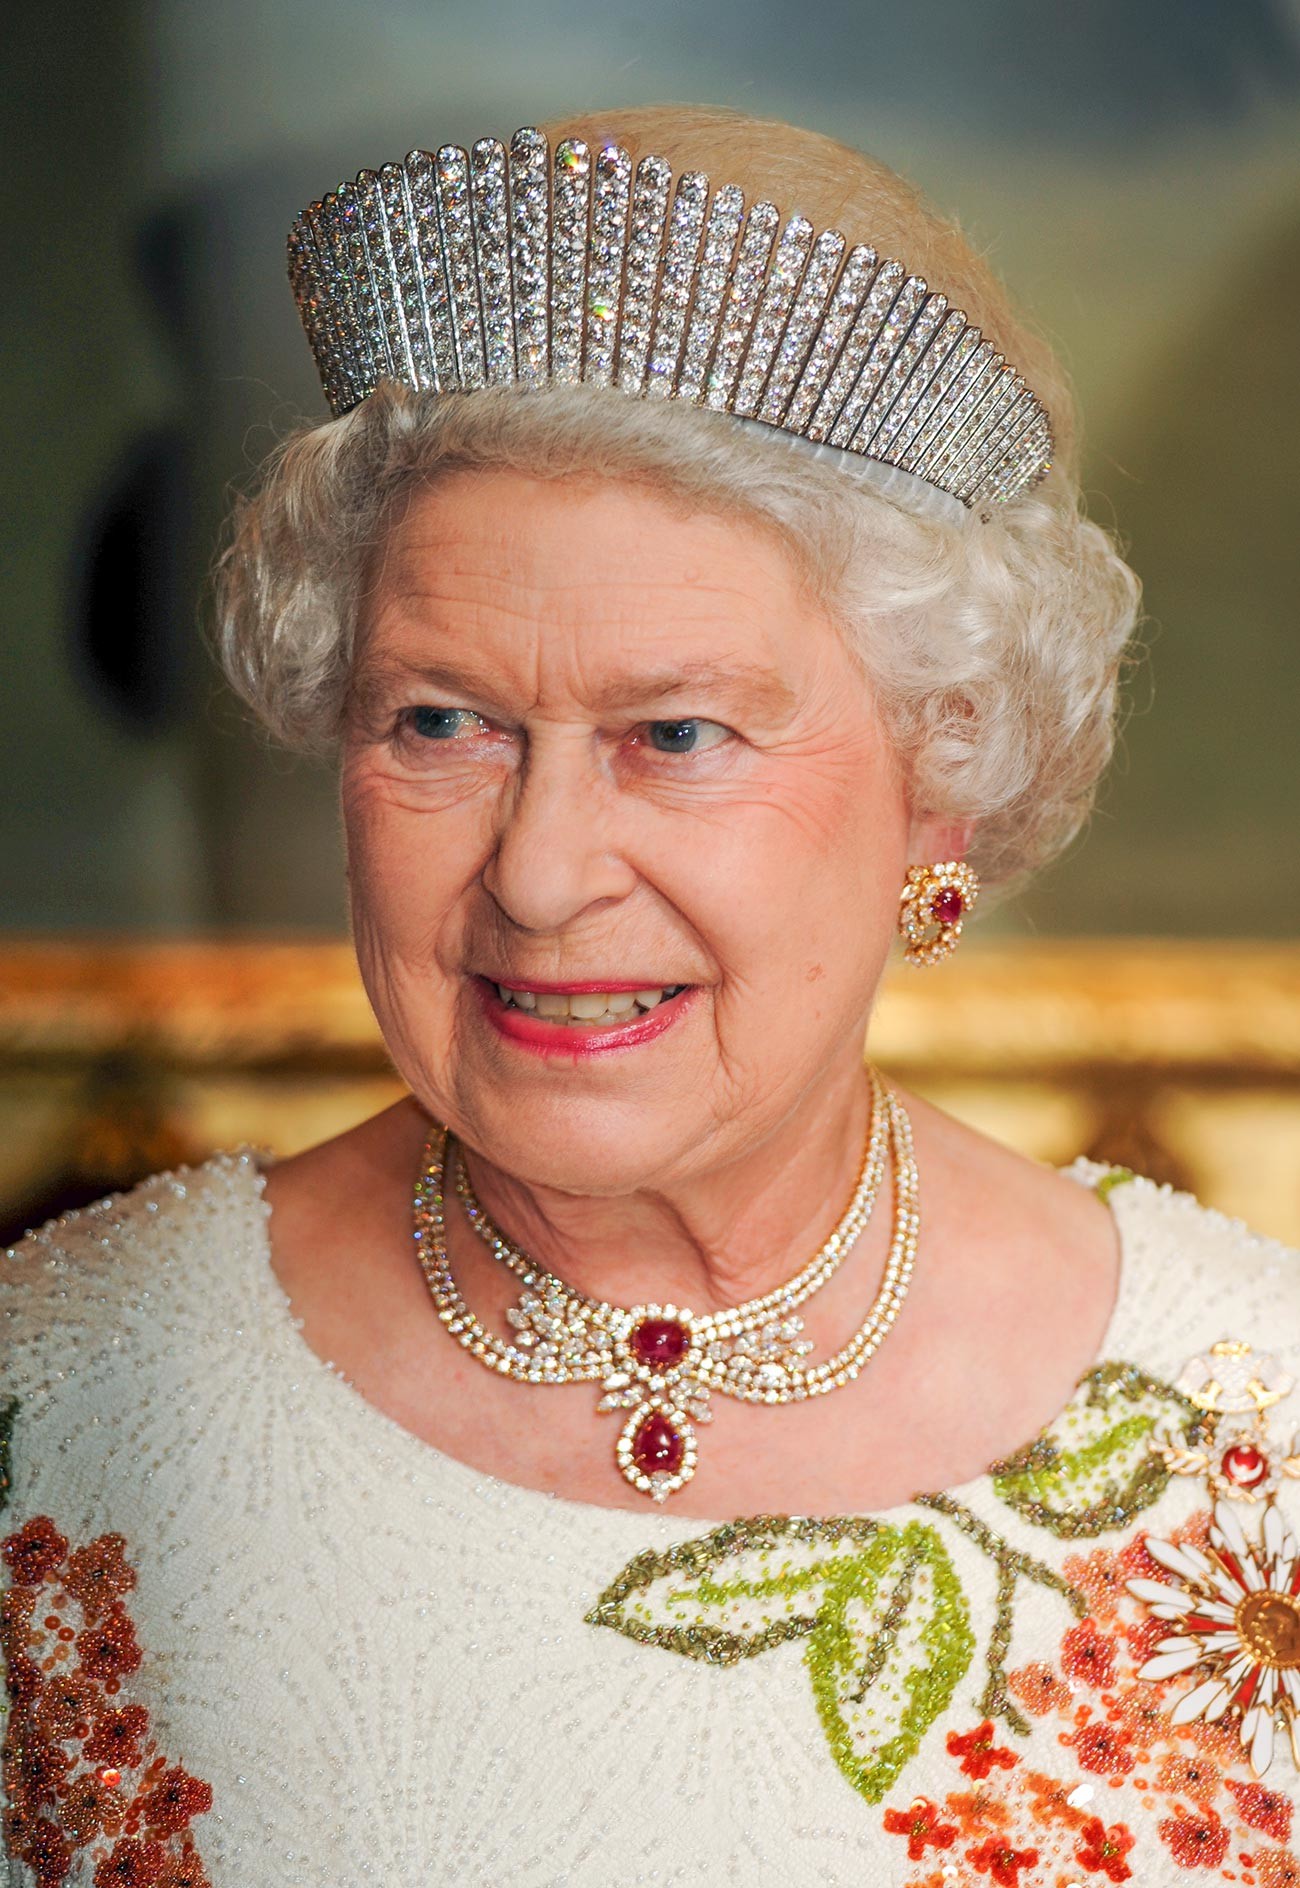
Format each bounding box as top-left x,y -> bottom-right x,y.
493,983 -> 687,1024
473,978 -> 694,1054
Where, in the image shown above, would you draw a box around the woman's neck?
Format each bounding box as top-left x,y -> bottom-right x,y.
445,1058 -> 880,1315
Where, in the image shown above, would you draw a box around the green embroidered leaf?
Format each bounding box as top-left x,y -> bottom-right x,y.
585,1512 -> 881,1666
806,1519 -> 973,1806
991,1361 -> 1205,1539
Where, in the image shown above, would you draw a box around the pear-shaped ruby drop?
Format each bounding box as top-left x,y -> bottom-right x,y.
931,887 -> 964,925
631,1411 -> 686,1476
630,1317 -> 689,1368
1221,1442 -> 1269,1489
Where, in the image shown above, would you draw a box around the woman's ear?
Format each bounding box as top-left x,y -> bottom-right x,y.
904,811 -> 976,866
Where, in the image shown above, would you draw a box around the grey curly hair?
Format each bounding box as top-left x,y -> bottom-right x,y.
213,104 -> 1141,889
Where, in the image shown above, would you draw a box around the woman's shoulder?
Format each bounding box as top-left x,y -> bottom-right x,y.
1065,1157 -> 1300,1374
1,1149 -> 269,1383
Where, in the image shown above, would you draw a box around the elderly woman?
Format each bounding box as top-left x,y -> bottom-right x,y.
3,104 -> 1297,1887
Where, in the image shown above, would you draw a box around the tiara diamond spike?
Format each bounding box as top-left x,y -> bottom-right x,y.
550,138 -> 592,384
646,171 -> 710,398
434,146 -> 486,389
506,128 -> 550,386
616,154 -> 672,393
380,165 -> 434,394
287,124 -> 1055,510
585,143 -> 633,389
676,183 -> 745,404
470,139 -> 515,386
404,151 -> 457,391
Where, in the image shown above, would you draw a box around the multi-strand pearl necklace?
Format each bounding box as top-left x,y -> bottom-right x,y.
412,1069 -> 920,1502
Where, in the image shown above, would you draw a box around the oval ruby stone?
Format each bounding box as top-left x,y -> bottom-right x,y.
630,1317 -> 689,1367
1222,1442 -> 1269,1487
931,887 -> 964,925
631,1412 -> 685,1476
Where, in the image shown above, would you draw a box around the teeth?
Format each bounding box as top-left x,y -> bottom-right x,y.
493,983 -> 685,1024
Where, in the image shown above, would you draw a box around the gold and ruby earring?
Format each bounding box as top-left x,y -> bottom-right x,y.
898,861 -> 980,967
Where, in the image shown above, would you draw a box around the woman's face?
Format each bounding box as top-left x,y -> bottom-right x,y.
343,469 -> 950,1195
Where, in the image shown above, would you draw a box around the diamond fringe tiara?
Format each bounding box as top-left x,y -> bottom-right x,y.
287,126 -> 1054,513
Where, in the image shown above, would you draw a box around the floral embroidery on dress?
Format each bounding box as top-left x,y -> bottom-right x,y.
874,1509 -> 1298,1884
590,1342 -> 1300,1878
1,1512 -> 213,1885
586,1506 -> 1075,1806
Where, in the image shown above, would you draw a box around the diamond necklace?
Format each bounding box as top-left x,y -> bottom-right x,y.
411,1068 -> 919,1502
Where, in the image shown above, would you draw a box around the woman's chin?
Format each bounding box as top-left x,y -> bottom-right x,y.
451,1095 -> 710,1200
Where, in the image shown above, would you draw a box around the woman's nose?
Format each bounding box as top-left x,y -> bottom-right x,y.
480,734 -> 638,933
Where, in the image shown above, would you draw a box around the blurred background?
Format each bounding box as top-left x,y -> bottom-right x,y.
3,0 -> 1298,1240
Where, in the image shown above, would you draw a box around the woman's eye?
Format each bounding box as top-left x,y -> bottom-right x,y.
642,718 -> 731,754
407,706 -> 484,741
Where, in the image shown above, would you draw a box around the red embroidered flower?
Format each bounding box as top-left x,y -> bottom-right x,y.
65,1535 -> 137,1623
945,1787 -> 1011,1834
1062,1547 -> 1129,1625
58,1772 -> 117,1845
85,1704 -> 150,1769
138,1768 -> 214,1836
5,1649 -> 42,1707
1007,1662 -> 1071,1717
76,1603 -> 143,1682
1228,1778 -> 1294,1842
24,1815 -> 73,1885
18,1732 -> 73,1808
965,1838 -> 1040,1884
1022,1769 -> 1092,1830
883,1796 -> 959,1860
156,1841 -> 212,1888
1075,1815 -> 1136,1881
1155,1750 -> 1222,1804
946,1719 -> 1019,1779
1060,1618 -> 1118,1689
2,1515 -> 68,1585
94,1837 -> 169,1886
1072,1722 -> 1135,1776
1110,1681 -> 1169,1740
34,1672 -> 97,1743
1159,1806 -> 1229,1869
1255,1852 -> 1300,1888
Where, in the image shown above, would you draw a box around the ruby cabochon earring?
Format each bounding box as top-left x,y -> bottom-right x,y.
898,861 -> 981,967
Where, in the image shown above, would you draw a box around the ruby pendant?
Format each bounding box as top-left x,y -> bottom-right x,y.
631,1410 -> 685,1474
616,1402 -> 697,1500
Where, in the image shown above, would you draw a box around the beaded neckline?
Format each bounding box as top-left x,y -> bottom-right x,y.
242,1149 -> 1137,1539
